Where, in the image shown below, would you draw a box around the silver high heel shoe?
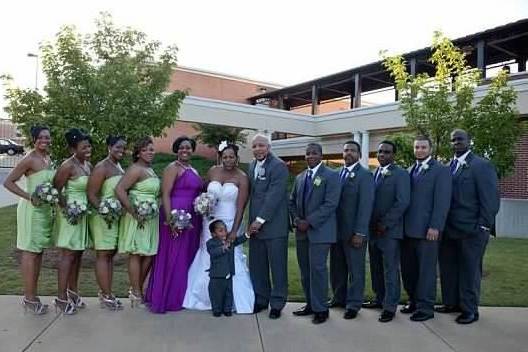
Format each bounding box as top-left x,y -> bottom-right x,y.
128,288 -> 144,309
53,298 -> 77,315
99,293 -> 123,311
67,289 -> 86,309
21,297 -> 49,315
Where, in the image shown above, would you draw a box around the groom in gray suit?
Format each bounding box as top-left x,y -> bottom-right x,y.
247,134 -> 289,320
289,143 -> 341,324
364,140 -> 410,323
329,140 -> 374,320
437,129 -> 500,324
400,136 -> 451,322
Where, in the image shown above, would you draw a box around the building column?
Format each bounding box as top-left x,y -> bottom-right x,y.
518,57 -> 527,72
477,40 -> 486,78
353,73 -> 362,108
311,84 -> 319,115
353,131 -> 361,144
360,131 -> 369,167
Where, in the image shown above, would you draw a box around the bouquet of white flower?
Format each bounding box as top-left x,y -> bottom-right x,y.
63,200 -> 89,225
168,209 -> 193,238
98,198 -> 123,229
134,200 -> 158,229
193,192 -> 216,219
32,182 -> 59,206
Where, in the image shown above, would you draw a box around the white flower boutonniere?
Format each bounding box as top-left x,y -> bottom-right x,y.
381,168 -> 392,178
258,167 -> 266,178
421,163 -> 430,173
313,176 -> 322,187
349,172 -> 356,179
460,160 -> 469,169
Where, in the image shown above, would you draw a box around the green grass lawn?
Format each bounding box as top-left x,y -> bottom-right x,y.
1,205 -> 527,306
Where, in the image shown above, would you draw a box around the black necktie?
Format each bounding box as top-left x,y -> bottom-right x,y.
413,162 -> 422,179
450,159 -> 458,175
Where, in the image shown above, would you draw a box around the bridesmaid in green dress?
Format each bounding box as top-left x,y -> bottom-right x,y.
87,135 -> 126,310
3,126 -> 54,315
53,128 -> 92,315
115,137 -> 160,308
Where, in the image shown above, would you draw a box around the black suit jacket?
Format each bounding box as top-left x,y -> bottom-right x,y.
206,235 -> 247,278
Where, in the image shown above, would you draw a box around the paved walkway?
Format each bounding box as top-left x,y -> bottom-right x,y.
0,169 -> 19,208
1,296 -> 527,352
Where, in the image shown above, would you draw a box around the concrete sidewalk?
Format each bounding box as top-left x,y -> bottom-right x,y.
1,297 -> 527,352
0,169 -> 19,208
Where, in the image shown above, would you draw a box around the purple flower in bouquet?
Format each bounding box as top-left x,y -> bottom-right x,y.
32,182 -> 59,206
98,198 -> 123,229
193,192 -> 216,219
62,200 -> 89,225
133,199 -> 158,230
168,209 -> 193,238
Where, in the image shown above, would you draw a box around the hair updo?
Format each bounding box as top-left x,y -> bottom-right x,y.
172,136 -> 196,154
64,128 -> 91,148
30,125 -> 50,142
132,136 -> 153,162
106,135 -> 126,147
218,143 -> 239,158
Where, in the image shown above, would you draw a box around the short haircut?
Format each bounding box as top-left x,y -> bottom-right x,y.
414,135 -> 432,147
306,143 -> 323,155
343,140 -> 362,156
209,219 -> 226,234
252,133 -> 271,145
451,128 -> 471,140
379,140 -> 397,154
106,135 -> 126,147
172,136 -> 197,154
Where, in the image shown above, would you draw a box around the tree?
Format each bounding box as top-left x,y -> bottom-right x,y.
382,32 -> 521,177
390,132 -> 416,168
2,12 -> 186,162
193,123 -> 248,149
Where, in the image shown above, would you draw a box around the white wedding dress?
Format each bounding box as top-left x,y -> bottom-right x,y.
182,181 -> 255,313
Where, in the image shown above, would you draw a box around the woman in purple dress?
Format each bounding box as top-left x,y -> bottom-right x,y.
145,136 -> 203,313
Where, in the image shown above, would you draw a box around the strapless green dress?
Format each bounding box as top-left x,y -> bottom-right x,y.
16,169 -> 55,253
118,177 -> 160,256
54,176 -> 90,250
89,175 -> 122,250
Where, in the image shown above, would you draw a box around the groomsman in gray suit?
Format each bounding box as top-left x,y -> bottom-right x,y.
289,143 -> 341,324
363,140 -> 410,323
329,141 -> 375,320
400,136 -> 451,322
437,129 -> 500,324
247,134 -> 289,320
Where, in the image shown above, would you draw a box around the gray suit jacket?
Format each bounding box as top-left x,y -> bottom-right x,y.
404,159 -> 452,239
289,164 -> 341,244
248,154 -> 290,239
206,235 -> 248,279
336,163 -> 375,241
370,164 -> 410,239
445,152 -> 500,238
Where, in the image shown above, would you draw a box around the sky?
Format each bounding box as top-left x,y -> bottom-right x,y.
1,0 -> 527,117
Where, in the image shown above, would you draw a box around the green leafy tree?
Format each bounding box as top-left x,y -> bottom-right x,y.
390,132 -> 416,168
193,123 -> 248,149
382,32 -> 520,176
2,12 -> 186,162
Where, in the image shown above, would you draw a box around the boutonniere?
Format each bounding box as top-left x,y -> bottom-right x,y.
349,172 -> 356,179
420,163 -> 430,173
258,167 -> 266,179
381,168 -> 391,178
313,176 -> 323,187
460,160 -> 469,169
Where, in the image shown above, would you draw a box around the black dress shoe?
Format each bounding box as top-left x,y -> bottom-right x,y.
269,309 -> 281,319
400,303 -> 416,314
434,305 -> 461,314
223,311 -> 232,317
378,310 -> 395,323
455,312 -> 479,324
312,311 -> 329,324
362,301 -> 383,309
253,304 -> 268,314
343,309 -> 358,320
293,305 -> 313,316
328,300 -> 346,308
213,312 -> 222,317
410,311 -> 434,322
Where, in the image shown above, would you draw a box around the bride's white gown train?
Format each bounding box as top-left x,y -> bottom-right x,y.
183,181 -> 255,313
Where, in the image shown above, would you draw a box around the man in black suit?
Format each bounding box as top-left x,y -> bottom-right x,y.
289,143 -> 341,324
437,129 -> 500,324
329,141 -> 374,319
363,140 -> 410,323
400,136 -> 451,322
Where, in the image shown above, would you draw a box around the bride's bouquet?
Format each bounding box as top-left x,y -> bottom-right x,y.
32,182 -> 59,206
98,198 -> 123,229
193,192 -> 216,219
134,199 -> 158,229
168,209 -> 193,238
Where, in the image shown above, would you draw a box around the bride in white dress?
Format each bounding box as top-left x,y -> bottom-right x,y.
183,143 -> 255,313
